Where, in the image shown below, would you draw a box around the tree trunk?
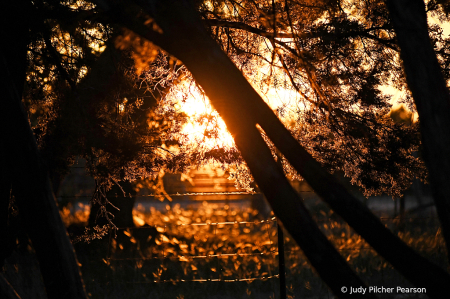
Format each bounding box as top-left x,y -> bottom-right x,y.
132,2 -> 375,297
386,0 -> 450,257
399,196 -> 406,232
0,274 -> 21,299
0,2 -> 87,298
1,51 -> 88,299
107,0 -> 450,296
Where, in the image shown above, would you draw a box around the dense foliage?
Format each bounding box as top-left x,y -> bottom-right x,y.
192,0 -> 436,196
23,0 -> 242,206
22,0 -> 450,199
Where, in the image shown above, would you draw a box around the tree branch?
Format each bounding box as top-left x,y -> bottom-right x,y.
124,1 -> 450,297
206,19 -> 296,38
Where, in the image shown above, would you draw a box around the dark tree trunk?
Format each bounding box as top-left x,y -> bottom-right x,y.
0,1 -> 87,298
1,48 -> 88,299
0,0 -> 29,269
386,0 -> 450,257
399,196 -> 406,232
138,2 -> 375,297
103,0 -> 450,296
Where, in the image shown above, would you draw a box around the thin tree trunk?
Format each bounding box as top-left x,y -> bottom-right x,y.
0,274 -> 21,299
0,2 -> 87,298
399,196 -> 406,232
107,0 -> 450,296
386,0 -> 450,257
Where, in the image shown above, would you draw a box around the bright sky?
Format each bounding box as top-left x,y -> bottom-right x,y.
376,11 -> 450,120
164,62 -> 307,151
165,81 -> 236,150
167,8 -> 450,150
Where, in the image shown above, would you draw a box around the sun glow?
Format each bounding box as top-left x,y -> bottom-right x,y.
166,82 -> 236,150
165,71 -> 302,152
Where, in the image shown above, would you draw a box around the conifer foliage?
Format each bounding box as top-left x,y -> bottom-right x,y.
2,0 -> 450,298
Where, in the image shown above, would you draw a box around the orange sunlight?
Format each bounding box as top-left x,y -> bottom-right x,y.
165,76 -> 302,152
164,73 -> 302,152
166,81 -> 236,150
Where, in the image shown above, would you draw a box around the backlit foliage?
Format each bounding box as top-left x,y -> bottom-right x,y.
23,0 -> 450,200
115,28 -> 161,75
113,0 -> 435,196
22,0 -> 244,214
187,0 -> 436,197
62,203 -> 446,298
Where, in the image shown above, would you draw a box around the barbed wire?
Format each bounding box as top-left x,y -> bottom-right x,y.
108,214 -> 280,284
115,217 -> 277,230
110,218 -> 278,260
112,217 -> 440,232
119,274 -> 280,284
57,190 -> 319,199
108,216 -> 442,260
59,187 -> 440,285
58,192 -> 257,199
107,251 -> 279,261
107,243 -> 444,263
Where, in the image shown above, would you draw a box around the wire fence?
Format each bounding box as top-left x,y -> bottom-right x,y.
57,190 -> 444,298
106,216 -> 282,284
102,205 -> 443,299
57,191 -> 269,199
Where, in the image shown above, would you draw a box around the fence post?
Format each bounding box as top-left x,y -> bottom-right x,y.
277,219 -> 286,299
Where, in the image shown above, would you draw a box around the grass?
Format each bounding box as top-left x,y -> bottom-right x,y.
64,200 -> 447,299
3,199 -> 444,298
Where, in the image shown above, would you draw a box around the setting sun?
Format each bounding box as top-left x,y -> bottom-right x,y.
165,81 -> 236,150
165,74 -> 301,152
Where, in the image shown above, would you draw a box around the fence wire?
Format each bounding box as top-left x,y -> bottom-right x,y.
106,213 -> 281,284
58,188 -> 442,291
119,274 -> 280,284
105,213 -> 443,285
57,190 -> 318,200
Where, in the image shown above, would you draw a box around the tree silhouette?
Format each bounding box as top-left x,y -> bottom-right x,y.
1,1 -> 240,297
1,1 -> 88,298
96,0 -> 450,297
2,0 -> 450,298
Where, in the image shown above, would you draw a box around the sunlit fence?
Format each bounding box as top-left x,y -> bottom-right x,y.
59,193 -> 445,298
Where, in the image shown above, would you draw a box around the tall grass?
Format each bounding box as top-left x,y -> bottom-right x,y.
66,201 -> 445,298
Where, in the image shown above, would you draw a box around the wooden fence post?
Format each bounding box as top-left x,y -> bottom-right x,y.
277,219 -> 286,299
